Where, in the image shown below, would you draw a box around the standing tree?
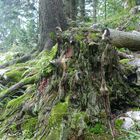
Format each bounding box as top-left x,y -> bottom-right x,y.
136,0 -> 140,5
80,0 -> 86,20
105,0 -> 107,20
64,0 -> 71,18
93,0 -> 97,23
39,0 -> 67,51
0,0 -> 38,52
70,0 -> 78,20
64,0 -> 78,20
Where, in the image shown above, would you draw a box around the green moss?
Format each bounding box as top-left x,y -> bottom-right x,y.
1,95 -> 30,119
4,117 -> 37,139
127,0 -> 136,9
118,48 -> 127,53
70,111 -> 87,129
0,89 -> 8,98
39,97 -> 69,140
5,69 -> 24,82
88,32 -> 99,40
129,107 -> 140,111
99,110 -> 106,118
49,32 -> 56,40
119,59 -> 130,65
85,134 -> 113,140
48,97 -> 69,128
7,94 -> 29,109
115,119 -> 124,130
0,52 -> 15,65
103,10 -> 130,29
0,76 -> 37,105
75,33 -> 84,41
21,74 -> 39,84
22,117 -> 37,138
9,122 -> 17,133
36,44 -> 58,76
45,125 -> 61,140
0,85 -> 35,119
119,59 -> 136,79
88,123 -> 105,134
25,84 -> 36,93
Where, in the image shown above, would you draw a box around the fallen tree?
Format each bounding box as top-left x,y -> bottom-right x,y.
109,29 -> 140,51
0,50 -> 39,69
92,24 -> 140,51
0,75 -> 39,101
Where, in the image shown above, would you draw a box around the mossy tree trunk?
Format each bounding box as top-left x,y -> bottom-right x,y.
39,0 -> 67,51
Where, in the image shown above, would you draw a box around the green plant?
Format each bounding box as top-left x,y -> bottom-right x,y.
115,119 -> 124,129
89,123 -> 105,134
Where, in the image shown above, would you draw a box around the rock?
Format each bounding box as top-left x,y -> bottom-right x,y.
119,117 -> 135,130
128,58 -> 140,66
128,58 -> 140,85
91,23 -> 102,32
130,6 -> 140,15
126,111 -> 140,121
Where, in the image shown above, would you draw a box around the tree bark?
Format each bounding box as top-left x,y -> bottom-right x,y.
70,0 -> 78,20
104,0 -> 107,20
93,0 -> 97,23
64,0 -> 71,18
64,0 -> 78,20
109,29 -> 140,51
80,0 -> 85,20
39,0 -> 67,51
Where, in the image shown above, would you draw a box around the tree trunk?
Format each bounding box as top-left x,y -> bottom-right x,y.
80,0 -> 85,20
70,0 -> 78,20
109,29 -> 140,51
105,0 -> 107,20
64,0 -> 78,21
136,0 -> 140,5
93,0 -> 97,23
39,0 -> 67,51
64,0 -> 71,18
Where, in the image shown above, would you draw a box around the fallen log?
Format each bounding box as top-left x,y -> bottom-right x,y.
91,24 -> 140,51
0,54 -> 31,69
0,75 -> 39,101
0,50 -> 39,69
109,29 -> 140,51
118,51 -> 134,59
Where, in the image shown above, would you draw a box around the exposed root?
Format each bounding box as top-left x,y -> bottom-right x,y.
100,43 -> 115,139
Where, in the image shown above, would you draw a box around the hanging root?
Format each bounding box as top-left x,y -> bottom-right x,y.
100,43 -> 115,139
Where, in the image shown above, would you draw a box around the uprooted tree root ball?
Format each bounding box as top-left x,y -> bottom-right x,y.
0,28 -> 139,140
